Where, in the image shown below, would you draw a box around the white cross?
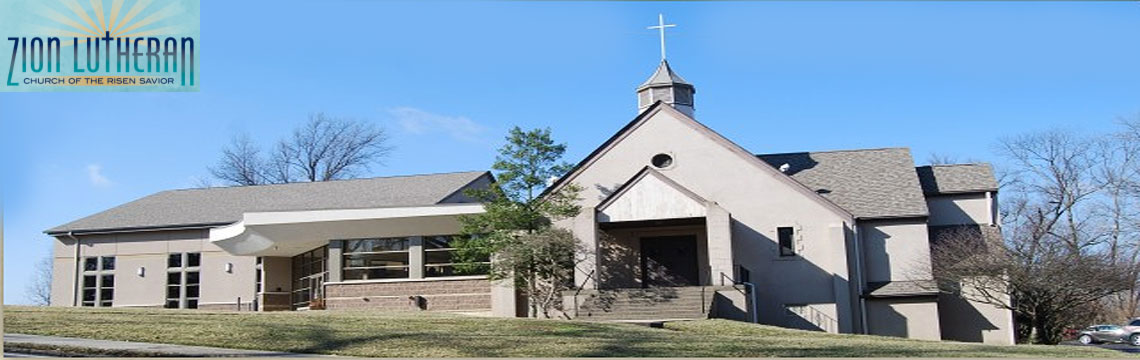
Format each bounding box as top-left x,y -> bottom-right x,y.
647,13 -> 676,61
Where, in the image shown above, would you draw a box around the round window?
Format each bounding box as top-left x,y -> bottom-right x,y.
651,153 -> 674,169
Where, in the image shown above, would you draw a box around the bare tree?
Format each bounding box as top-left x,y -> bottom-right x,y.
209,114 -> 393,185
270,113 -> 393,183
210,133 -> 266,186
930,128 -> 1136,344
26,256 -> 52,306
1095,115 -> 1140,321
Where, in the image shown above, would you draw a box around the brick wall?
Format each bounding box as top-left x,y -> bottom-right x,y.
325,277 -> 491,312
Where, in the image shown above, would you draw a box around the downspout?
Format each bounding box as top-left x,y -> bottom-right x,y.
67,231 -> 80,307
850,224 -> 868,334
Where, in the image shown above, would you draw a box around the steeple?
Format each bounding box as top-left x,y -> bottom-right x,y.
637,59 -> 696,117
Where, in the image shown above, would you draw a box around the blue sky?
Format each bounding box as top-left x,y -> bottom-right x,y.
2,1 -> 1138,304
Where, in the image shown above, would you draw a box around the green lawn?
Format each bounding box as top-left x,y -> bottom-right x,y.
3,306 -> 1131,357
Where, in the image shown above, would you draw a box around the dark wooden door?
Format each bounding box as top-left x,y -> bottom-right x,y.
640,235 -> 699,287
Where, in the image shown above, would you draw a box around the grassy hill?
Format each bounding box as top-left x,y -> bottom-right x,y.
3,306 -> 1130,357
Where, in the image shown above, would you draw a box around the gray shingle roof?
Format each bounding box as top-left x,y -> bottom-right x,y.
758,148 -> 929,219
865,280 -> 940,298
638,60 -> 691,90
915,164 -> 999,195
46,171 -> 489,235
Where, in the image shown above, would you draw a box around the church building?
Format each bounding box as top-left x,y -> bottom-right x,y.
45,46 -> 1013,345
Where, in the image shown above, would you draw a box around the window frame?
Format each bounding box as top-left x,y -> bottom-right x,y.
777,227 -> 796,257
341,238 -> 410,281
81,256 -> 115,307
165,252 -> 201,309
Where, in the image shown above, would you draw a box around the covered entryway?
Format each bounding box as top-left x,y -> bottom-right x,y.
562,167 -> 750,322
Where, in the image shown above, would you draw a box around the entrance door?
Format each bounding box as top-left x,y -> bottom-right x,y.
640,235 -> 700,287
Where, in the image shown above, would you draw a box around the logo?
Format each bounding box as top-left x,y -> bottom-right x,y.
2,0 -> 199,92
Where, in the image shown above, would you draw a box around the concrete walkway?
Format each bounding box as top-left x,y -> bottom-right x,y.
4,333 -> 332,357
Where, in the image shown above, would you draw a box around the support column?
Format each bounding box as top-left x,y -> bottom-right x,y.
573,209 -> 599,289
327,241 -> 343,282
706,202 -> 734,285
408,236 -> 424,279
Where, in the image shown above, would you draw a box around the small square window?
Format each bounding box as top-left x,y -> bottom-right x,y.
778,227 -> 796,257
186,285 -> 199,298
167,272 -> 182,285
165,300 -> 179,309
82,301 -> 95,307
101,274 -> 114,288
83,289 -> 96,302
168,253 -> 182,268
101,256 -> 115,270
100,289 -> 113,302
84,257 -> 98,271
187,299 -> 198,309
167,285 -> 181,299
186,271 -> 199,285
100,301 -> 112,307
187,253 -> 201,267
84,275 -> 97,288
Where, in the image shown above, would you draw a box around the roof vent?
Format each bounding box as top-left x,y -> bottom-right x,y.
778,163 -> 791,173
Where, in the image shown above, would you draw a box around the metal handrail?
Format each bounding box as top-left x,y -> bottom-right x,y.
717,272 -> 759,323
786,304 -> 840,333
568,269 -> 597,319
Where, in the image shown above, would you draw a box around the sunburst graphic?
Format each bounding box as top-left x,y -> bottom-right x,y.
32,0 -> 190,46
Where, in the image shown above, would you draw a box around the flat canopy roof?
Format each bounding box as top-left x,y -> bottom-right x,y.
209,203 -> 485,257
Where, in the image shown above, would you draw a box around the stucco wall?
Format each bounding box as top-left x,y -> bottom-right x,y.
926,193 -> 993,226
937,281 -> 1015,345
858,220 -> 933,283
866,297 -> 942,340
556,108 -> 857,333
50,229 -> 257,309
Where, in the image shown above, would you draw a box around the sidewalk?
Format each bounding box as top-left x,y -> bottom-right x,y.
4,333 -> 333,357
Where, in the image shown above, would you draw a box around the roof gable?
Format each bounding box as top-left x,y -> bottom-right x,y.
596,167 -> 707,223
544,102 -> 853,220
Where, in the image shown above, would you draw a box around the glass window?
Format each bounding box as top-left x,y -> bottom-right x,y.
101,256 -> 115,270
778,227 -> 796,257
342,238 -> 408,281
345,238 -> 408,253
83,289 -> 96,301
84,275 -> 97,288
101,274 -> 114,288
291,245 -> 329,309
423,235 -> 489,277
164,253 -> 201,310
84,257 -> 98,271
